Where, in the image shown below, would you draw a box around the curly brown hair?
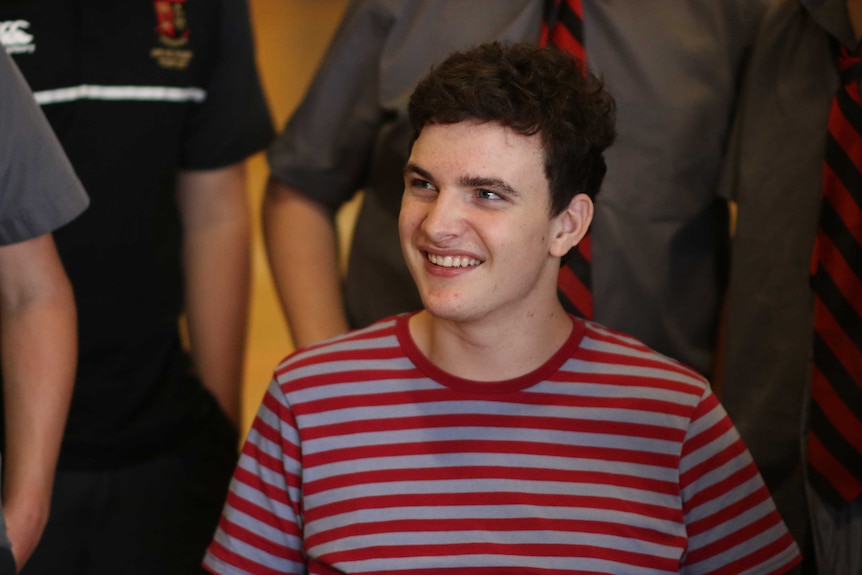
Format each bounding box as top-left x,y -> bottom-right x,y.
408,41 -> 616,215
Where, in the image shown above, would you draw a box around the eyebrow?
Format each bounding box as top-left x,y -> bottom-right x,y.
403,163 -> 521,198
460,176 -> 520,198
403,163 -> 433,181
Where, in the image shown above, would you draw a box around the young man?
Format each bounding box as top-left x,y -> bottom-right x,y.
205,43 -> 801,574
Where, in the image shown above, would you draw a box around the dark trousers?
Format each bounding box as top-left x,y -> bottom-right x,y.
0,549 -> 13,575
21,408 -> 237,575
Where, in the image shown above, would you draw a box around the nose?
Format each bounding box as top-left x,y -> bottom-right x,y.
420,189 -> 465,242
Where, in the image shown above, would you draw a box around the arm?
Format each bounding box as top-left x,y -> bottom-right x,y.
850,0 -> 862,40
203,378 -> 305,574
177,162 -> 250,428
0,233 -> 76,571
263,178 -> 349,348
679,388 -> 801,573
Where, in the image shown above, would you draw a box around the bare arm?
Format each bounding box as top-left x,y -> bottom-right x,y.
850,0 -> 862,40
0,233 -> 76,571
263,178 -> 349,348
177,163 -> 250,428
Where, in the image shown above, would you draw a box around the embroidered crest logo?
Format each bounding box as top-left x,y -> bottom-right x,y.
151,0 -> 193,69
0,20 -> 35,54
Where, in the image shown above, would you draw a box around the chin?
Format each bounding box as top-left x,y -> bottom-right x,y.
419,293 -> 462,317
420,294 -> 488,324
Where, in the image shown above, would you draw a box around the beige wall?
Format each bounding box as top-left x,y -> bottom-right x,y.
242,0 -> 349,433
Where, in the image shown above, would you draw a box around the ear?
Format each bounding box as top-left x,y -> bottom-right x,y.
549,193 -> 593,258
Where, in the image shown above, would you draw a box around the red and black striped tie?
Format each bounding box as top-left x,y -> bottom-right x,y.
539,0 -> 592,320
806,40 -> 862,508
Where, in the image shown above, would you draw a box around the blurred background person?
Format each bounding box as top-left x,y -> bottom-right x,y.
0,1 -> 273,573
720,0 -> 862,571
0,48 -> 88,573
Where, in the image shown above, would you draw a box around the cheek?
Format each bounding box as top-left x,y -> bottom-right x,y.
398,203 -> 423,242
515,219 -> 555,256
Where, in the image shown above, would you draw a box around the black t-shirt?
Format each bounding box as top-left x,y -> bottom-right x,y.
0,0 -> 274,467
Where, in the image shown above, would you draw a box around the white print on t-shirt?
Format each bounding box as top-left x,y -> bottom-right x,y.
0,20 -> 35,54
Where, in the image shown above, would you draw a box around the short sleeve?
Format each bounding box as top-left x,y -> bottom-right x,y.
181,0 -> 274,170
0,49 -> 88,245
204,378 -> 305,575
678,388 -> 801,574
266,0 -> 396,213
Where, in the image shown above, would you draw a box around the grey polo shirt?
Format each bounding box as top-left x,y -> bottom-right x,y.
270,0 -> 768,377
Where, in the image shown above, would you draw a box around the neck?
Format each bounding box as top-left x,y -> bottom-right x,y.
408,304 -> 574,382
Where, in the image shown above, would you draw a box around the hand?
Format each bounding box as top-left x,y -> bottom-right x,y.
3,497 -> 49,572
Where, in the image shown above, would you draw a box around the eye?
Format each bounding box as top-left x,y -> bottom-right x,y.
408,177 -> 436,191
476,188 -> 502,201
404,177 -> 437,200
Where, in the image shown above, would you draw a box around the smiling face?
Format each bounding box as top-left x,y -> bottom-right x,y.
399,121 -> 590,327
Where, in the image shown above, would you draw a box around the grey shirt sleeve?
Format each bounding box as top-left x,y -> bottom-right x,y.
0,49 -> 88,245
266,0 -> 397,213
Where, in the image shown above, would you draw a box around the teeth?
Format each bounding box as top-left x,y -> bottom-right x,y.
428,253 -> 481,268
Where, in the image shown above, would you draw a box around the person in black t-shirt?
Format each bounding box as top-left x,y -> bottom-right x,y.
0,2 -> 273,573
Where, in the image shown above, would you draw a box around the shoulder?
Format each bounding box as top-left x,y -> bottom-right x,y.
272,315 -> 408,387
567,319 -> 710,407
265,315 -> 418,416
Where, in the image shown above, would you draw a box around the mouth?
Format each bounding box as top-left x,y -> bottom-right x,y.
426,252 -> 483,268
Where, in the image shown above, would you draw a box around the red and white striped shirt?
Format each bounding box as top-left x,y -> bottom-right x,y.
204,314 -> 800,575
